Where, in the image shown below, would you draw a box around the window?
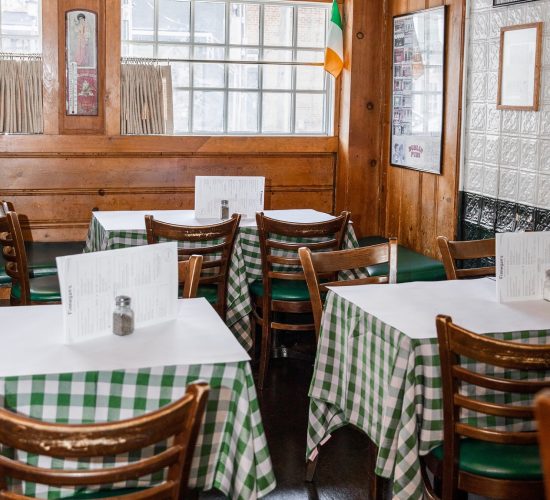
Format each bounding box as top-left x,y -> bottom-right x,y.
0,0 -> 41,53
121,0 -> 333,135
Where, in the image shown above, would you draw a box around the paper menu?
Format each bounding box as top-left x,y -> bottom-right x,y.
56,242 -> 179,343
194,176 -> 265,219
496,232 -> 550,302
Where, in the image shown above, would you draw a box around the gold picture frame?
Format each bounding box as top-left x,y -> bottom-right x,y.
497,22 -> 543,111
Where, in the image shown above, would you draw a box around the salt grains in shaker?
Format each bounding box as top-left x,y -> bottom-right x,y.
113,295 -> 134,336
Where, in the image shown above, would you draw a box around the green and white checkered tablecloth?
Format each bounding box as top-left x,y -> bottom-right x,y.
307,291 -> 550,500
84,217 -> 360,351
0,361 -> 275,500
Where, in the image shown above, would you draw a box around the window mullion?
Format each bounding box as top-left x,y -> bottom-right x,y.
224,0 -> 230,134
258,3 -> 264,134
189,0 -> 196,133
290,4 -> 298,134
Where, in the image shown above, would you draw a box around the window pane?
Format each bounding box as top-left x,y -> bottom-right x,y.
193,46 -> 224,87
1,35 -> 39,52
126,0 -> 154,41
296,51 -> 324,90
173,90 -> 190,133
170,62 -> 190,87
263,5 -> 293,47
297,7 -> 325,48
122,43 -> 155,57
229,47 -> 258,61
262,49 -> 291,89
159,0 -> 190,42
193,91 -> 224,132
228,64 -> 258,88
1,0 -> 39,36
262,92 -> 291,133
228,92 -> 258,132
295,93 -> 324,133
194,2 -> 225,44
229,3 -> 259,46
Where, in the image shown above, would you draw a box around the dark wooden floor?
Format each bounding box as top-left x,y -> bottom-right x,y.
201,355 -> 373,499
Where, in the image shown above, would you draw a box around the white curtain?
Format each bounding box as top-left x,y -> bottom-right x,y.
0,57 -> 43,134
120,63 -> 173,135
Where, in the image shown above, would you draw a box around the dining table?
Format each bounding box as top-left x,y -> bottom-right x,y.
84,209 -> 361,351
307,278 -> 550,500
0,298 -> 276,500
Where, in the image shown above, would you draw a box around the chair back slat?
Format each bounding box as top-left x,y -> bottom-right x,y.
299,239 -> 398,338
266,238 -> 338,252
436,315 -> 550,499
145,214 -> 240,319
0,212 -> 31,305
0,383 -> 209,499
437,236 -> 495,280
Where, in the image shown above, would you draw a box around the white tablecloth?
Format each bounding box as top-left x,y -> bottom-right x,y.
0,298 -> 249,377
328,277 -> 550,339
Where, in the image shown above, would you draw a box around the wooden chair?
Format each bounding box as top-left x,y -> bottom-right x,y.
437,236 -> 495,280
0,383 -> 209,500
535,389 -> 550,499
178,255 -> 203,299
299,238 -> 398,338
145,214 -> 241,319
253,211 -> 350,390
422,315 -> 550,500
0,211 -> 61,305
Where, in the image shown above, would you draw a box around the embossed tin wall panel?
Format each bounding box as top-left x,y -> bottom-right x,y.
460,0 -> 550,239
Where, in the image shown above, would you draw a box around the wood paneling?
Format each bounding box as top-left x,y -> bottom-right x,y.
1,147 -> 336,240
335,0 -> 386,237
380,0 -> 465,258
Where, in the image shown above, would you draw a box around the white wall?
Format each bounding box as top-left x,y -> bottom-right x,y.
462,0 -> 550,207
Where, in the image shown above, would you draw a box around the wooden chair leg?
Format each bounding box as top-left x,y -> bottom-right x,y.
305,456 -> 318,482
258,305 -> 272,391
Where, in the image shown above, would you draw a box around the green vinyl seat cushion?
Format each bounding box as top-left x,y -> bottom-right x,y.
65,487 -> 148,499
430,439 -> 542,480
10,274 -> 61,302
358,236 -> 446,283
0,241 -> 85,285
249,279 -> 310,301
196,284 -> 219,304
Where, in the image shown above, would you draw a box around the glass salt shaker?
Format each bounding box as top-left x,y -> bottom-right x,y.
544,270 -> 550,302
220,199 -> 229,220
113,295 -> 134,336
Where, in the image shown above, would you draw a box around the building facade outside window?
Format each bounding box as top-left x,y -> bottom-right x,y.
121,0 -> 333,135
0,0 -> 41,53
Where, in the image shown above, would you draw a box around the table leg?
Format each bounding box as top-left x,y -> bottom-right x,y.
366,438 -> 389,500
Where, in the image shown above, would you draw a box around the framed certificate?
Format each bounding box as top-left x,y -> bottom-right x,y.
497,23 -> 543,111
390,6 -> 445,174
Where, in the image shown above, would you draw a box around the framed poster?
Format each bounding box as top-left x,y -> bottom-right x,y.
497,23 -> 542,111
65,9 -> 98,116
493,0 -> 538,7
391,6 -> 445,174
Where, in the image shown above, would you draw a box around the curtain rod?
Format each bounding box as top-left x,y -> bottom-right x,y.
0,52 -> 42,60
121,56 -> 323,67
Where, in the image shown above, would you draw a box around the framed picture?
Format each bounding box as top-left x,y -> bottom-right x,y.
497,23 -> 543,111
65,9 -> 98,116
493,0 -> 538,7
390,6 -> 445,174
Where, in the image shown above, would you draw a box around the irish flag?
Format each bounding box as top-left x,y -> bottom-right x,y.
324,0 -> 343,78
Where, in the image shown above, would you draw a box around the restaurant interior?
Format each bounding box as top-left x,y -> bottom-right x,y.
1,0 -> 550,498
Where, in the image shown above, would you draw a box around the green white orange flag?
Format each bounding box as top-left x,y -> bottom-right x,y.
324,0 -> 343,78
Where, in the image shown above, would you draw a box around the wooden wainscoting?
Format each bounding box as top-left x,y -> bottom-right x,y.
0,136 -> 337,241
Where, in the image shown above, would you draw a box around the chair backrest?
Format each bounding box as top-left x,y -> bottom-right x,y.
437,236 -> 495,280
0,383 -> 209,500
0,211 -> 31,304
435,315 -> 550,499
178,254 -> 203,299
1,201 -> 15,215
535,389 -> 550,499
145,214 -> 241,319
255,211 -> 350,295
299,239 -> 398,336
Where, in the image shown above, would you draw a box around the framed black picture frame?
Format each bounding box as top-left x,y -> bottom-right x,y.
390,6 -> 446,174
493,0 -> 539,8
